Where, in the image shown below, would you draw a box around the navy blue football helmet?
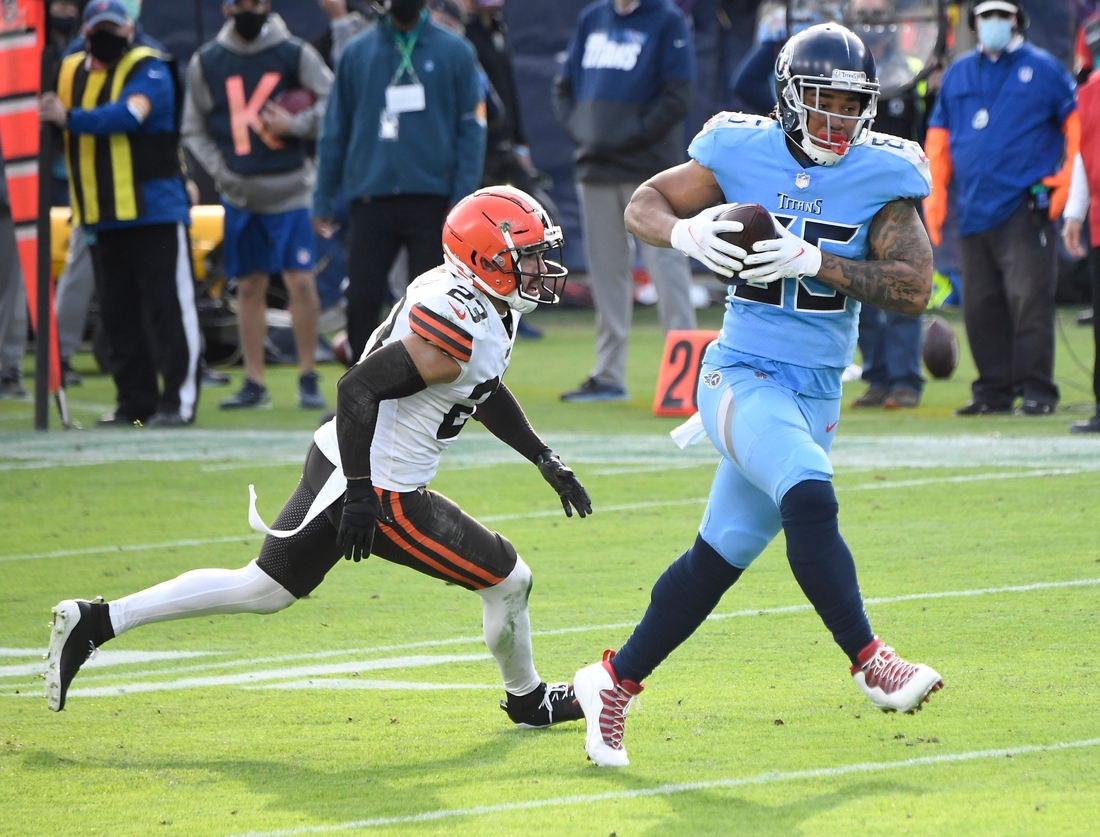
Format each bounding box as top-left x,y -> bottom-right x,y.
774,23 -> 879,165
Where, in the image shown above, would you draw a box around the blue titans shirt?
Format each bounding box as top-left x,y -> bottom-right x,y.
928,42 -> 1075,236
561,0 -> 695,106
689,113 -> 931,397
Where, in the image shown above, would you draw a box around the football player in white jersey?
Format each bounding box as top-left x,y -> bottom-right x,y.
45,187 -> 593,731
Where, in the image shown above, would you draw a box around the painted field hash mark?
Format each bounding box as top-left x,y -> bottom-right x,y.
224,738 -> 1100,836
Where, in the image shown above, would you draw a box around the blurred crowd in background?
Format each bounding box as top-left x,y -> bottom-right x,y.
1,0 -> 1097,432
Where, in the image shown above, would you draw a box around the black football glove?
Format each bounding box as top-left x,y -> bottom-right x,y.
536,450 -> 592,519
337,478 -> 381,562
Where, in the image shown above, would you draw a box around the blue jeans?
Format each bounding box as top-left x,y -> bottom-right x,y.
857,305 -> 924,392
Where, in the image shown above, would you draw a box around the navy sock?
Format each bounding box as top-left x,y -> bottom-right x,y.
780,479 -> 874,664
90,600 -> 115,644
611,535 -> 743,684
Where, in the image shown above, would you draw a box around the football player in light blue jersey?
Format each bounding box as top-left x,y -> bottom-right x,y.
573,23 -> 943,768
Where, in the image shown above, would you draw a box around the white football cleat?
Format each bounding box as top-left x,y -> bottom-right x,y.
573,650 -> 643,767
851,637 -> 943,713
45,599 -> 101,712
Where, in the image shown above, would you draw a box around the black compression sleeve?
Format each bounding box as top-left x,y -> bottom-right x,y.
336,341 -> 427,480
473,383 -> 550,463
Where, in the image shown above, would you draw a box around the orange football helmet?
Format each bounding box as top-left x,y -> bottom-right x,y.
442,186 -> 568,313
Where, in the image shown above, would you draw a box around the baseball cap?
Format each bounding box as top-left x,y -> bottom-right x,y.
82,0 -> 131,29
972,1 -> 1019,16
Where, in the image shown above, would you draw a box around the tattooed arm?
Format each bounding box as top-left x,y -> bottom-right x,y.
815,198 -> 933,317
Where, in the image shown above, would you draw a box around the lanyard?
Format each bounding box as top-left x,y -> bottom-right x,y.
976,48 -> 1014,119
385,12 -> 426,85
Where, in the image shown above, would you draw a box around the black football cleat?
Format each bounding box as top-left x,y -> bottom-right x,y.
45,599 -> 106,712
1071,414 -> 1100,434
953,400 -> 1012,417
500,681 -> 584,729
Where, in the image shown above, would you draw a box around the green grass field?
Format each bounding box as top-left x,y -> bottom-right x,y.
2,305 -> 1099,836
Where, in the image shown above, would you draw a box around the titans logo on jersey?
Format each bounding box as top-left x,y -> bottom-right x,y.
689,113 -> 930,396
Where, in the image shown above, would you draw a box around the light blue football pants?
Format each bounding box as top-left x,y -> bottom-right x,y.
695,363 -> 841,569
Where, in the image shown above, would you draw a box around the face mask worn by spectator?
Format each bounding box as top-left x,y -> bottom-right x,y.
388,0 -> 425,26
232,9 -> 268,41
87,30 -> 128,63
51,11 -> 79,35
977,16 -> 1013,52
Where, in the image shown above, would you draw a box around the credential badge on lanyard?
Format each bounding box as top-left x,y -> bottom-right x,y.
385,25 -> 426,115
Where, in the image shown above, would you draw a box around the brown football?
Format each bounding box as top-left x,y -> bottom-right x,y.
331,330 -> 350,367
274,88 -> 317,114
922,314 -> 959,379
714,203 -> 778,282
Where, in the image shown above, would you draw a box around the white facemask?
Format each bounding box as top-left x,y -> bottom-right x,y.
977,17 -> 1013,53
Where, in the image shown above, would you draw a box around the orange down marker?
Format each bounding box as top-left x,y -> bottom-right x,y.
652,330 -> 719,417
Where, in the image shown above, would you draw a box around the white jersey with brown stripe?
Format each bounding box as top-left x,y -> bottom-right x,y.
326,267 -> 518,493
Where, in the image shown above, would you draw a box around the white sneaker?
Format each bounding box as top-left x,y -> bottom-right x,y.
573,650 -> 644,767
851,637 -> 943,713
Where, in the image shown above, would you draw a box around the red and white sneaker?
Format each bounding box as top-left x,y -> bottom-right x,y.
573,650 -> 644,767
851,637 -> 943,713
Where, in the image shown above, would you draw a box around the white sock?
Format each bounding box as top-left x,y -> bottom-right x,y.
109,559 -> 296,636
477,557 -> 540,696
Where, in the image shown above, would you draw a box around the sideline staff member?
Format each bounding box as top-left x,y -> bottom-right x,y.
313,0 -> 486,362
924,0 -> 1077,417
184,0 -> 333,412
40,0 -> 200,427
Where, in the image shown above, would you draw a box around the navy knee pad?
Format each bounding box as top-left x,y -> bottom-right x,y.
780,480 -> 873,663
780,479 -> 840,537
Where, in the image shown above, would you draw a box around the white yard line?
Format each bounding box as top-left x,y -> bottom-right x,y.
4,578 -> 1096,690
0,459 -> 117,471
4,465 -> 1086,564
481,497 -> 708,522
0,535 -> 263,563
0,649 -> 219,679
60,654 -> 491,699
840,467 -> 1086,490
590,462 -> 712,476
245,680 -> 497,691
4,431 -> 1100,470
224,738 -> 1100,836
199,461 -> 301,473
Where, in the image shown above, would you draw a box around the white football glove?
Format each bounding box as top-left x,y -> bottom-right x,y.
740,217 -> 823,284
669,203 -> 747,278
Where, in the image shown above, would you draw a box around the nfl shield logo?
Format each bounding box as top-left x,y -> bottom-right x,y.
795,172 -> 810,190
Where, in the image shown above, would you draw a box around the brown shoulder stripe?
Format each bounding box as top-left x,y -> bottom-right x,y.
409,304 -> 474,362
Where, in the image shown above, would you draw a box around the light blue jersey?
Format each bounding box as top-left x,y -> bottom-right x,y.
688,112 -> 931,397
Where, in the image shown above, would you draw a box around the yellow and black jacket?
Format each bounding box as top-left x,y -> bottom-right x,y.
57,47 -> 187,228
